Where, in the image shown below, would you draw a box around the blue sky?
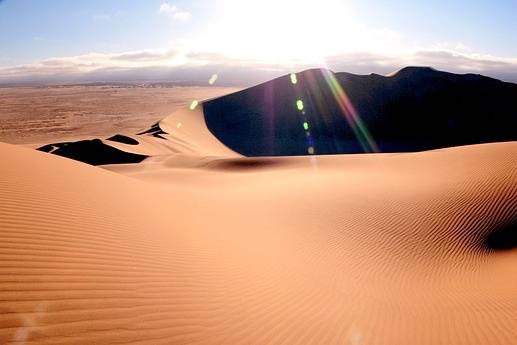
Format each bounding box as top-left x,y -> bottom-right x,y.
0,0 -> 193,64
1,0 -> 516,83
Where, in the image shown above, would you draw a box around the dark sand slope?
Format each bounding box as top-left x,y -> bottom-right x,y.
1,142 -> 517,344
38,139 -> 147,165
38,67 -> 517,165
204,67 -> 517,155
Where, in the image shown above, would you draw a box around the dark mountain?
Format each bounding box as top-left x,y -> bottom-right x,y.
203,67 -> 517,156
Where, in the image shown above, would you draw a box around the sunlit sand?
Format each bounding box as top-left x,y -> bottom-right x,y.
1,68 -> 516,344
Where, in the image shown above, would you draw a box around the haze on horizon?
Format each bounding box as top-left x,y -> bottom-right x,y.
1,0 -> 517,85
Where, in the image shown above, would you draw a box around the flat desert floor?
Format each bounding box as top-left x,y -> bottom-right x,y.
0,85 -> 239,145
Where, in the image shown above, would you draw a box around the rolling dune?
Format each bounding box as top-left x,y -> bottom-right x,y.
2,68 -> 517,344
1,140 -> 517,344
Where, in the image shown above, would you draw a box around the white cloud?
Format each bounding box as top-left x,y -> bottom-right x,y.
173,11 -> 192,21
430,42 -> 472,54
0,49 -> 183,79
1,47 -> 517,85
159,2 -> 191,21
325,50 -> 517,81
159,3 -> 177,13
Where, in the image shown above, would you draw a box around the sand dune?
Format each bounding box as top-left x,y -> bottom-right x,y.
36,68 -> 517,166
202,67 -> 517,155
2,68 -> 517,344
37,105 -> 239,165
1,140 -> 517,344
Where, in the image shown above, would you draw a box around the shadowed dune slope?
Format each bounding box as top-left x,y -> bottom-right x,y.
2,142 -> 517,344
204,67 -> 517,156
38,139 -> 147,165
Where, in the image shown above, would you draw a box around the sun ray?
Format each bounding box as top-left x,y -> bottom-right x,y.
321,69 -> 379,153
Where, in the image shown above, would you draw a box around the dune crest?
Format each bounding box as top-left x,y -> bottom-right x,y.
38,67 -> 517,166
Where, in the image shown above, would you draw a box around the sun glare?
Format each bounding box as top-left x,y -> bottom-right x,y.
205,0 -> 357,65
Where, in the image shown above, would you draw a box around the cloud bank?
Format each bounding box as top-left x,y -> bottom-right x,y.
1,48 -> 517,86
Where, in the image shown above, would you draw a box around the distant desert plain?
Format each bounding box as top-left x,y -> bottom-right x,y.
0,85 -> 239,145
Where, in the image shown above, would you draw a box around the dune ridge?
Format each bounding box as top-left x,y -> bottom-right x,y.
38,105 -> 239,165
1,140 -> 517,344
37,67 -> 517,166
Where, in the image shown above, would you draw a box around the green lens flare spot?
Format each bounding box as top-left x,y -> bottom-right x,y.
296,99 -> 304,111
189,100 -> 199,110
303,122 -> 309,131
290,73 -> 298,84
308,146 -> 315,155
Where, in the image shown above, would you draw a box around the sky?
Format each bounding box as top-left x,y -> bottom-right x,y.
1,0 -> 517,85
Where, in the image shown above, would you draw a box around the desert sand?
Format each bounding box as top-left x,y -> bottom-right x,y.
1,117 -> 517,344
1,70 -> 517,344
0,85 -> 239,146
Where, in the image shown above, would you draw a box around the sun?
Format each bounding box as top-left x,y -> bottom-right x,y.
200,0 -> 360,65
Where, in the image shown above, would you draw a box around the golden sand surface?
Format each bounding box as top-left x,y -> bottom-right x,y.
0,96 -> 516,343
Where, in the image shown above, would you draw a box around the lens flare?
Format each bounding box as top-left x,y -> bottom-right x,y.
190,100 -> 199,110
303,122 -> 309,131
322,70 -> 379,153
208,74 -> 218,85
296,99 -> 304,111
290,73 -> 298,84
